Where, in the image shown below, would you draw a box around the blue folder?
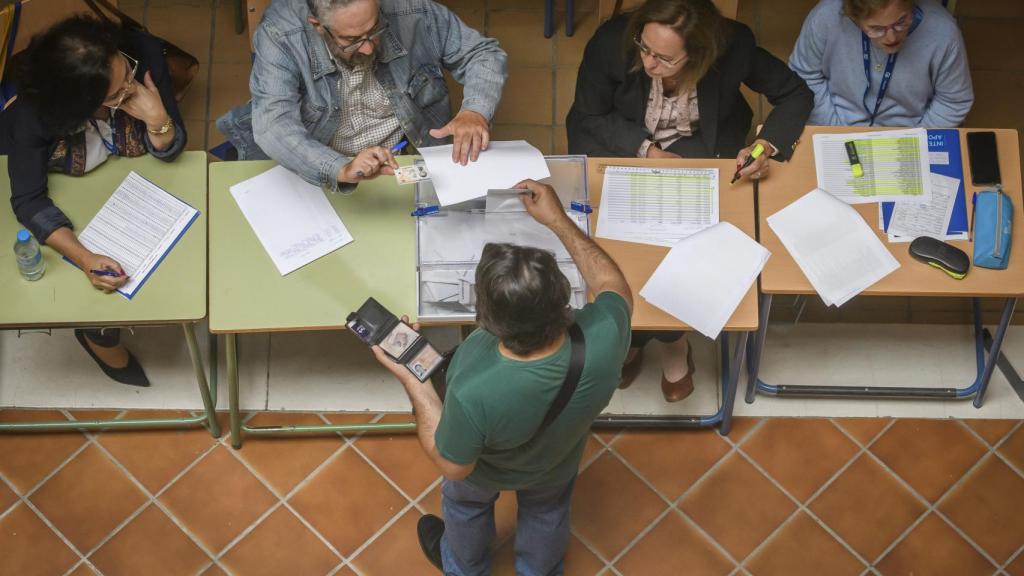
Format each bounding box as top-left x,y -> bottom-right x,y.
881,129 -> 968,235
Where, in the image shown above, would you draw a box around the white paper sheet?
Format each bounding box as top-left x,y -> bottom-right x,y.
418,140 -> 550,206
76,171 -> 198,299
229,165 -> 353,275
886,173 -> 961,241
639,222 -> 768,339
814,129 -> 932,204
596,166 -> 719,247
767,189 -> 899,307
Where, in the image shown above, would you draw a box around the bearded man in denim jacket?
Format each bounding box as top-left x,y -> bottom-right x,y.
217,0 -> 508,192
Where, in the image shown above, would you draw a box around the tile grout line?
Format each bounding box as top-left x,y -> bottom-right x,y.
852,427 -> 1004,570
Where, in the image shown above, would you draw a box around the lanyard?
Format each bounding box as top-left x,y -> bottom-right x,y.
860,5 -> 923,126
90,116 -> 118,156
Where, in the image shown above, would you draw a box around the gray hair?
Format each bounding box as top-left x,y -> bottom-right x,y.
305,0 -> 368,21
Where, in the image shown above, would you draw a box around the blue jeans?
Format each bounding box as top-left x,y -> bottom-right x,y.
440,476 -> 576,576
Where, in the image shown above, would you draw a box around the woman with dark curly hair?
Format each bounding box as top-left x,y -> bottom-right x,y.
1,15 -> 187,387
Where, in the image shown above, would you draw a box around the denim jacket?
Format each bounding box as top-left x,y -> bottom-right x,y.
217,0 -> 507,191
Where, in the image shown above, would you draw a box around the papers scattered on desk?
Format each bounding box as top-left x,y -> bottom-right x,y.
229,165 -> 353,275
814,128 -> 931,204
885,173 -> 964,242
768,189 -> 899,307
75,171 -> 198,299
596,166 -> 719,247
418,140 -> 550,206
640,222 -> 768,339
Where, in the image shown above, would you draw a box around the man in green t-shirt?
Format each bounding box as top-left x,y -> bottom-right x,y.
372,179 -> 632,575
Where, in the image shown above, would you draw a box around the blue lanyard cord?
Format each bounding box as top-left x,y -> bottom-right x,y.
860,5 -> 923,126
90,114 -> 118,156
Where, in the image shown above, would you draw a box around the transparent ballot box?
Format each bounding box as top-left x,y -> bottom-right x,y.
414,156 -> 591,321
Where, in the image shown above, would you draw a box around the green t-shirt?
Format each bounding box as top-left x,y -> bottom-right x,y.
435,291 -> 632,491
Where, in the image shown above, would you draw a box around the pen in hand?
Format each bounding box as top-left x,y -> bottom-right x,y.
390,140 -> 409,154
90,268 -> 123,278
731,143 -> 765,184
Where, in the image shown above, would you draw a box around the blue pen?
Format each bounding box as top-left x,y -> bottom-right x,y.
969,192 -> 977,242
391,140 -> 409,154
90,268 -> 123,278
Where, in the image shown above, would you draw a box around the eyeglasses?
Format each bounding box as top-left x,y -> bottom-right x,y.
323,17 -> 389,54
634,34 -> 686,68
103,51 -> 138,114
862,13 -> 911,38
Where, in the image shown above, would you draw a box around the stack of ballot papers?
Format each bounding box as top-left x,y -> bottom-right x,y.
75,171 -> 199,299
882,172 -> 967,242
418,140 -> 550,206
639,222 -> 769,339
767,189 -> 899,307
230,165 -> 354,275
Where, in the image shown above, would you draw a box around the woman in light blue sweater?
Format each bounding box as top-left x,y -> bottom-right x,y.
789,0 -> 973,127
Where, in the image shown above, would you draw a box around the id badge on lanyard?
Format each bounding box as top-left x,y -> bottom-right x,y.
861,5 -> 923,126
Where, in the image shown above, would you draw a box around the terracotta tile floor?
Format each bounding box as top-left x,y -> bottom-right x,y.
1,411 -> 1022,575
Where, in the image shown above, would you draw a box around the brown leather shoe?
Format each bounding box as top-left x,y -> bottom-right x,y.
619,348 -> 644,389
661,342 -> 695,402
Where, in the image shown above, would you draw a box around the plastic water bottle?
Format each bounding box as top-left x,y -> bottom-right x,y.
14,229 -> 45,281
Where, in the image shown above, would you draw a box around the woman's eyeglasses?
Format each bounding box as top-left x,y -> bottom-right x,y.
103,51 -> 138,114
323,17 -> 389,54
633,34 -> 687,68
862,14 -> 911,38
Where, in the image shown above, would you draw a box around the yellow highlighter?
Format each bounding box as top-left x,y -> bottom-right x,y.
845,141 -> 864,178
730,143 -> 765,184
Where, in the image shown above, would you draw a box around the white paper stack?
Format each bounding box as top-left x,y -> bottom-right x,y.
229,165 -> 354,275
418,140 -> 550,206
639,222 -> 769,339
767,189 -> 899,307
813,128 -> 932,204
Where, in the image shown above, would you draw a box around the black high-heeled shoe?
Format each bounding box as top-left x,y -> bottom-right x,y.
74,329 -> 151,387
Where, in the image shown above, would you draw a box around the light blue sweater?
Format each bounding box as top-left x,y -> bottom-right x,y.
789,0 -> 973,127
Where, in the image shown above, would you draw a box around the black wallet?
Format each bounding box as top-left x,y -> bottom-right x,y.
347,297 -> 443,382
908,236 -> 970,280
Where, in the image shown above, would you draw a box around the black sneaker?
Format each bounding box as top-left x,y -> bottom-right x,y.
417,514 -> 445,572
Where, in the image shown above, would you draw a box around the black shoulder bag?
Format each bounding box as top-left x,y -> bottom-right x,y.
432,324 -> 586,443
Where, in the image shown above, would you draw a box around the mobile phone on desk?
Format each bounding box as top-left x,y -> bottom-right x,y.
347,297 -> 443,382
966,131 -> 1001,186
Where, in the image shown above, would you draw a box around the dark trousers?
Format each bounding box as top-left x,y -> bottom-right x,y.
630,330 -> 684,349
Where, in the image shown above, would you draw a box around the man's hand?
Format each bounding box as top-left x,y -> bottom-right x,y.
370,315 -> 423,389
338,146 -> 399,183
80,253 -> 128,292
735,138 -> 773,181
429,110 -> 490,165
646,147 -> 681,159
515,179 -> 569,230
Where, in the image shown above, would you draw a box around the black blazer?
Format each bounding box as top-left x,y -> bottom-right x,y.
566,15 -> 812,161
1,28 -> 186,243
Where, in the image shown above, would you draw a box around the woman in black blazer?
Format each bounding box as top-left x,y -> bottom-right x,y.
567,0 -> 812,401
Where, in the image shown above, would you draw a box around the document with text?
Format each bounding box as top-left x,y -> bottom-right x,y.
76,171 -> 199,299
596,166 -> 719,247
230,165 -> 353,275
767,188 -> 899,307
814,129 -> 932,204
886,173 -> 962,242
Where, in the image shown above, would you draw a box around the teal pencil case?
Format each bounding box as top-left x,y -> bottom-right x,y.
973,187 -> 1013,270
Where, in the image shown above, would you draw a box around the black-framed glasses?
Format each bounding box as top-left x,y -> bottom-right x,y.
633,34 -> 687,68
103,51 -> 138,114
323,17 -> 389,55
862,13 -> 911,38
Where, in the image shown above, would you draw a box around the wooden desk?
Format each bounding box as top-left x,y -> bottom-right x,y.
0,152 -> 219,436
587,157 -> 758,433
748,127 -> 1023,407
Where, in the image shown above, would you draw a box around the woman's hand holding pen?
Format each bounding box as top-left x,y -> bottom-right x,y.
735,138 -> 773,182
82,253 -> 128,292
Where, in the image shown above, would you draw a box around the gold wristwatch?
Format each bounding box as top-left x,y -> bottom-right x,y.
148,116 -> 172,135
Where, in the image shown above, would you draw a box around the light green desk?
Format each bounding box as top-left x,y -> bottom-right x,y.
0,152 -> 219,436
209,161 -> 419,448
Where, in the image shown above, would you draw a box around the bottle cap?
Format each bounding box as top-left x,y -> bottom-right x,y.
16,229 -> 30,242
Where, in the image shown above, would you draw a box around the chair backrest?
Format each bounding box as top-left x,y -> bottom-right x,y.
599,0 -> 739,22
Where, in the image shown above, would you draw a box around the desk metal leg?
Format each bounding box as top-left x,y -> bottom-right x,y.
745,293 -> 772,404
182,323 -> 220,438
565,0 -> 575,36
982,326 -> 1024,403
744,295 -> 1017,406
227,333 -> 242,449
544,0 -> 555,38
234,0 -> 245,34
